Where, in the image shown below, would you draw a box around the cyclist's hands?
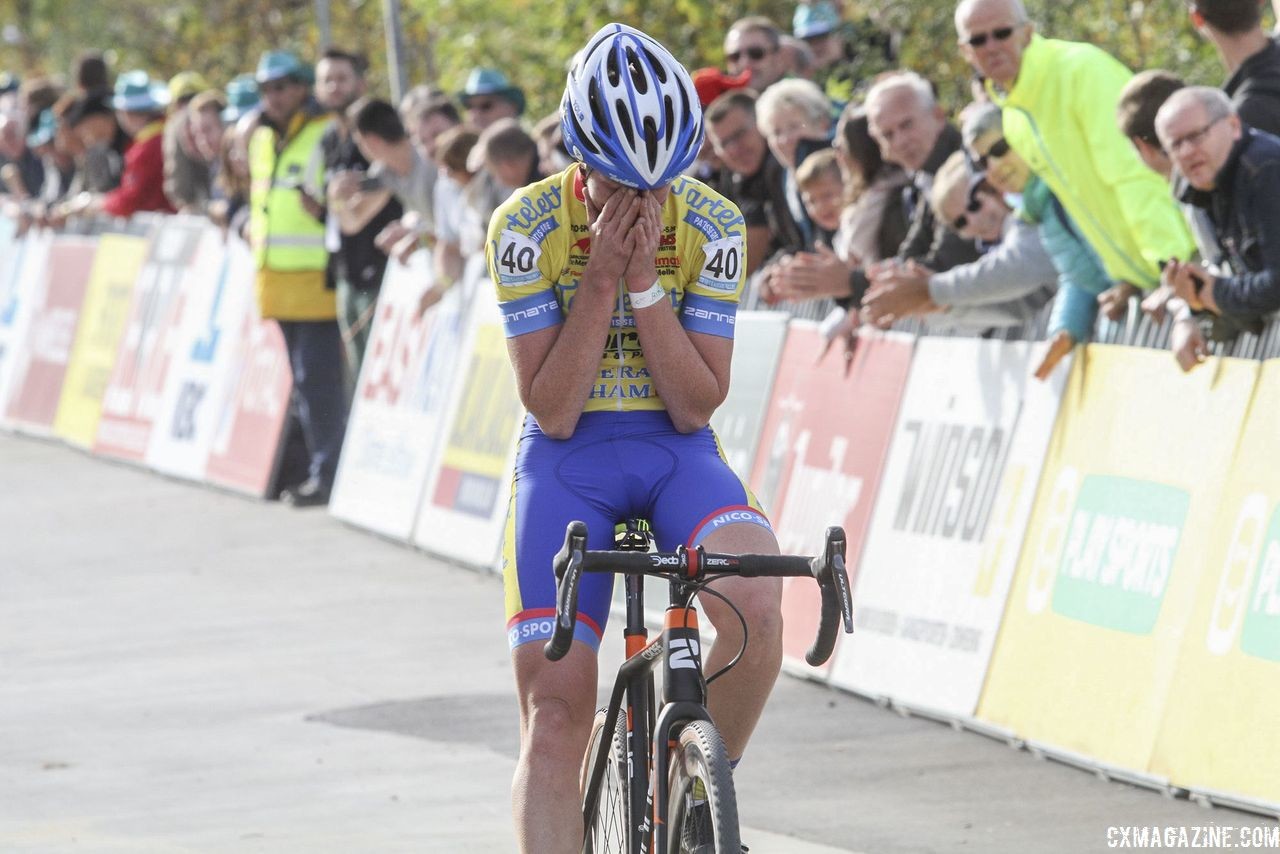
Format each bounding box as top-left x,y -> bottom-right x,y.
584,187 -> 641,285
623,192 -> 662,292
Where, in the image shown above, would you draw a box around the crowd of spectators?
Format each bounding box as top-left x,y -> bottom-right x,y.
4,0 -> 1280,504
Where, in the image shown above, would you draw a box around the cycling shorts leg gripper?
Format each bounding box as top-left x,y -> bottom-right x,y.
645,424 -> 773,550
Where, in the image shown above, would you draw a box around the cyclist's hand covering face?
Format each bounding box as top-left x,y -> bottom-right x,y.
623,193 -> 663,291
583,168 -> 642,284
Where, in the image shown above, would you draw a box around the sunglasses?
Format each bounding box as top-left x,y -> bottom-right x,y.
466,99 -> 500,113
260,80 -> 292,94
963,26 -> 1017,48
951,183 -> 988,231
726,46 -> 770,64
974,137 -> 1011,170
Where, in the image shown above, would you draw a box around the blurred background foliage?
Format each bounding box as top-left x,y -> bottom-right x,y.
0,0 -> 1246,120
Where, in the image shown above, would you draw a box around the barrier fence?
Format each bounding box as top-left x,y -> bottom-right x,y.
2,216 -> 1278,818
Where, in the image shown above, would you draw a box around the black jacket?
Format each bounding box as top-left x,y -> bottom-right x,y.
1181,126 -> 1280,321
1225,37 -> 1280,138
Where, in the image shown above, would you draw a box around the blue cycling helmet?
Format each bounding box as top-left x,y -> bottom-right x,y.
560,23 -> 703,190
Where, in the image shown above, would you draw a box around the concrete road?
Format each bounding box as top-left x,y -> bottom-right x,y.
1,434 -> 1275,853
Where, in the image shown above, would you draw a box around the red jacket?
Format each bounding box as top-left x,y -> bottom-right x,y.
102,119 -> 177,218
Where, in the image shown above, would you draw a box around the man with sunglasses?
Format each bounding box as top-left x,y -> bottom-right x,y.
457,67 -> 525,132
956,0 -> 1194,319
724,16 -> 790,93
1156,87 -> 1280,370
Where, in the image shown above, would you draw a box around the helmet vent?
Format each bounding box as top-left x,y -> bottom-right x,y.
642,116 -> 659,171
662,96 -> 675,148
587,79 -> 610,137
625,46 -> 649,94
641,46 -> 667,84
568,108 -> 600,155
616,99 -> 636,150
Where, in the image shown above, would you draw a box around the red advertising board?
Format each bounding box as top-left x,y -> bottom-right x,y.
3,238 -> 97,433
203,311 -> 293,496
94,219 -> 203,461
748,324 -> 914,676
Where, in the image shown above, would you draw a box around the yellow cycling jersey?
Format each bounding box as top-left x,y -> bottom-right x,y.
486,164 -> 747,413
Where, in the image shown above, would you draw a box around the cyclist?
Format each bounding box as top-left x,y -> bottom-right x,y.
487,23 -> 783,853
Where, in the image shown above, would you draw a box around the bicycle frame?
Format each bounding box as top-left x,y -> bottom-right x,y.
582,568 -> 712,854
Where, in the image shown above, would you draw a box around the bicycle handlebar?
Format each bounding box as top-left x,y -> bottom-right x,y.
543,521 -> 854,665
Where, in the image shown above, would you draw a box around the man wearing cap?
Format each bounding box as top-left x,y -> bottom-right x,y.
163,70 -> 214,212
248,50 -> 347,507
60,71 -> 176,219
795,0 -> 896,104
457,67 -> 524,131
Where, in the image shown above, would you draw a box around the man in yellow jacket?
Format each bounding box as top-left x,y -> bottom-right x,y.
955,0 -> 1195,318
248,50 -> 346,506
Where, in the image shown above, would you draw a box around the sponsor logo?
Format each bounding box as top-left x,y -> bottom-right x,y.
528,216 -> 558,244
503,185 -> 563,232
502,297 -> 560,327
681,304 -> 736,327
668,637 -> 700,669
1045,474 -> 1188,634
1208,495 -> 1280,661
892,420 -> 1010,543
650,555 -> 680,567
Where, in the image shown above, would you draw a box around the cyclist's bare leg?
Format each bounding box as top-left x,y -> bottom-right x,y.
511,640 -> 598,854
696,522 -> 784,761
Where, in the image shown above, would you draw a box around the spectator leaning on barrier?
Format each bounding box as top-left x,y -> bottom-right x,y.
317,50 -> 405,390
62,92 -> 127,195
163,71 -> 214,213
248,49 -> 347,507
1190,0 -> 1280,137
60,71 -> 177,220
863,149 -> 1056,332
956,0 -> 1195,320
1158,87 -> 1280,370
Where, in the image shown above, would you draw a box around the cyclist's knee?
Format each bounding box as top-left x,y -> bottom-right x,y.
524,694 -> 593,757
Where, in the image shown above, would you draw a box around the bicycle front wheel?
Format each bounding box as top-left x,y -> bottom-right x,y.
582,706 -> 629,854
667,719 -> 741,854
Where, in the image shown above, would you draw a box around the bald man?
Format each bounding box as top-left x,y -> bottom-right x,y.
1156,87 -> 1280,368
955,0 -> 1194,318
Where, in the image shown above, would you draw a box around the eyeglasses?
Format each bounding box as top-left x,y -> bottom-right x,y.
726,46 -> 770,64
466,99 -> 500,113
963,25 -> 1017,48
260,80 -> 292,94
1162,115 -> 1226,155
974,137 -> 1010,170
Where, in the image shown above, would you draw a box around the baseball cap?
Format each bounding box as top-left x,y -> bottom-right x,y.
113,70 -> 170,113
794,1 -> 841,39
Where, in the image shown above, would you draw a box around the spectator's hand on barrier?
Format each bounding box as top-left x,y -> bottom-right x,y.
863,260 -> 936,328
417,283 -> 445,318
376,221 -> 412,255
583,186 -> 641,286
768,244 -> 848,301
623,193 -> 663,292
1140,282 -> 1176,324
1164,259 -> 1218,315
392,230 -> 420,265
756,257 -> 789,306
818,307 -> 860,375
1096,281 -> 1139,321
1033,330 -> 1075,382
1171,315 -> 1209,373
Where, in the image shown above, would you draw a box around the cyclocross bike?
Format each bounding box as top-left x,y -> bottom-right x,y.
543,519 -> 855,854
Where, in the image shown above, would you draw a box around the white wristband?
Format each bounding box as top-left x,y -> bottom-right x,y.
627,279 -> 667,310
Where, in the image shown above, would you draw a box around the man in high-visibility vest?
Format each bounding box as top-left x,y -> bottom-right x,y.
248,50 -> 346,507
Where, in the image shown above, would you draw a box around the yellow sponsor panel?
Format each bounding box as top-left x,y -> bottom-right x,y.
440,322 -> 524,478
1149,359 -> 1280,805
977,345 -> 1256,772
52,234 -> 148,447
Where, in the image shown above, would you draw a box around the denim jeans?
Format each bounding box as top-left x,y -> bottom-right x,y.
276,320 -> 348,488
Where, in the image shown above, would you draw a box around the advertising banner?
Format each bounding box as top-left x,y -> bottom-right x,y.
0,228 -> 51,419
3,237 -> 97,434
330,251 -> 473,541
203,304 -> 293,497
1149,359 -> 1280,807
828,339 -> 1067,714
747,324 -> 914,677
94,218 -> 205,461
412,290 -> 525,569
710,311 -> 788,478
53,233 -> 150,447
976,346 -> 1256,773
146,231 -> 255,481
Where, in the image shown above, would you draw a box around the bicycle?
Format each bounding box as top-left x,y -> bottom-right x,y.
543,519 -> 855,854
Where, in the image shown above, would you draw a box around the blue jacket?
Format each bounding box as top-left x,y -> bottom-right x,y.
1019,176 -> 1112,342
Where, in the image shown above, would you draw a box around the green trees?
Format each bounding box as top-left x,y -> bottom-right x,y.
0,0 -> 1225,119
